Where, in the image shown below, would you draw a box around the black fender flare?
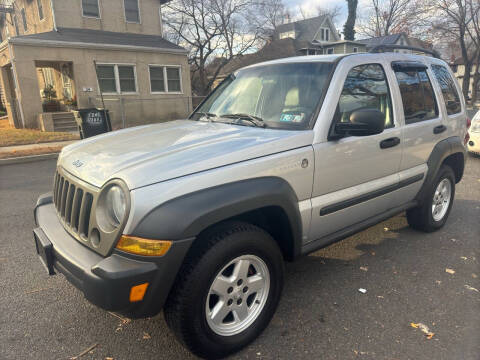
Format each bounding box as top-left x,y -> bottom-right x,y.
415,136 -> 466,204
131,177 -> 303,257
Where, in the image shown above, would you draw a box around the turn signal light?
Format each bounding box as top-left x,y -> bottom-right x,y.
130,283 -> 149,302
116,235 -> 172,256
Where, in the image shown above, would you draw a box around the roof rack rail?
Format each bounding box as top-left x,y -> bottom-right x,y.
369,44 -> 441,59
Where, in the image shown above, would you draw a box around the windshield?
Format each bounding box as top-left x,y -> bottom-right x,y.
192,62 -> 334,130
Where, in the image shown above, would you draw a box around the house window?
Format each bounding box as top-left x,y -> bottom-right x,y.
279,30 -> 295,39
96,64 -> 137,94
37,0 -> 44,20
320,28 -> 330,41
327,48 -> 334,54
13,15 -> 19,35
82,0 -> 100,18
353,47 -> 358,53
149,65 -> 182,93
118,65 -> 136,93
124,0 -> 140,23
21,8 -> 27,31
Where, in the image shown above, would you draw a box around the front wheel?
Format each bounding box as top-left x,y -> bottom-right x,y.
407,164 -> 456,232
164,222 -> 284,359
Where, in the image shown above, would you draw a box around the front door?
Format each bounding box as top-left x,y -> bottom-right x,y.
309,62 -> 403,244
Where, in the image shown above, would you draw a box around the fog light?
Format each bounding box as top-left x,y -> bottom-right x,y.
116,235 -> 172,256
130,283 -> 149,302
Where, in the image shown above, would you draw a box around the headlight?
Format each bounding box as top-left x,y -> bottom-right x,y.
96,181 -> 129,232
106,185 -> 126,226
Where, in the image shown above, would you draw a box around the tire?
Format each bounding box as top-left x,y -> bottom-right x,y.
407,164 -> 456,232
164,221 -> 284,359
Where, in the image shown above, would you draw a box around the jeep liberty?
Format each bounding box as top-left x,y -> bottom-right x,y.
33,50 -> 468,358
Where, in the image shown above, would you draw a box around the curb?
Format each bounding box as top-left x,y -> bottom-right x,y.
0,153 -> 59,166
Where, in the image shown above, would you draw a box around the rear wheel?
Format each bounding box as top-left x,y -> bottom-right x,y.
164,221 -> 284,359
407,165 -> 455,232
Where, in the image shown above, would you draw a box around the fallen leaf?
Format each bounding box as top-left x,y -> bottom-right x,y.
360,266 -> 368,272
70,344 -> 98,360
464,285 -> 479,293
410,323 -> 434,339
105,358 -> 114,360
435,280 -> 442,285
384,227 -> 389,231
446,268 -> 455,274
143,332 -> 151,340
377,295 -> 384,299
472,273 -> 478,279
371,251 -> 376,256
358,288 -> 367,294
461,256 -> 468,260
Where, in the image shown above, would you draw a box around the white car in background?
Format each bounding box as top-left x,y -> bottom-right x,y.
468,111 -> 480,154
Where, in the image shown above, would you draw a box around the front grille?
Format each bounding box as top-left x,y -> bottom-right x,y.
53,169 -> 95,239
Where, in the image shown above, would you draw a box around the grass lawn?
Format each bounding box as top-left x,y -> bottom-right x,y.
0,119 -> 79,147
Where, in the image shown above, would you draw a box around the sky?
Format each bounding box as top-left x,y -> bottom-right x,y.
284,0 -> 348,26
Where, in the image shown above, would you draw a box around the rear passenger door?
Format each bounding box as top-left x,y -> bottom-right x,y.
392,62 -> 444,173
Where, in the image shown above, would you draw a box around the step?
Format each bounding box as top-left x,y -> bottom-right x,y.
54,125 -> 78,132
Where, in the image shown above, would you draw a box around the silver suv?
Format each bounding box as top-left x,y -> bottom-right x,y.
33,50 -> 468,358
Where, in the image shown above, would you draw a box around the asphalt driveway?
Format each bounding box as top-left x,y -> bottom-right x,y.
0,156 -> 479,359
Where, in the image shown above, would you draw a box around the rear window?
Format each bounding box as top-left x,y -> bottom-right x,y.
394,68 -> 438,124
431,64 -> 462,115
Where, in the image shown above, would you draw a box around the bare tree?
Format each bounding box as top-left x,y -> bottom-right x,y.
163,0 -> 263,95
255,0 -> 286,39
429,0 -> 479,99
357,0 -> 423,38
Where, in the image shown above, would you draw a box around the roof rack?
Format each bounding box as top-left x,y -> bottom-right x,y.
369,44 -> 441,59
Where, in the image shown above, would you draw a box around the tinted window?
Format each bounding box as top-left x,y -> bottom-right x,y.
395,69 -> 438,124
431,65 -> 462,115
336,64 -> 394,129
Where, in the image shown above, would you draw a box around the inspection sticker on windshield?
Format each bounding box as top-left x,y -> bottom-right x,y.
280,113 -> 304,123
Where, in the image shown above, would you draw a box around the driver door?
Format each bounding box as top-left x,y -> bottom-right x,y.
308,62 -> 403,244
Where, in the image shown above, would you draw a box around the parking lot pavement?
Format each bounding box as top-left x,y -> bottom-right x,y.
1,157 -> 479,360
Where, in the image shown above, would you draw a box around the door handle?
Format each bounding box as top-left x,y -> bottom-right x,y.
380,137 -> 400,149
434,125 -> 447,134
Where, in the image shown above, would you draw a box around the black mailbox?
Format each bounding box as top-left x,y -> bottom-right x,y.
74,108 -> 112,139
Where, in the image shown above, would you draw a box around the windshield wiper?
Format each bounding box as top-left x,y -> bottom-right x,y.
196,112 -> 218,120
220,113 -> 266,128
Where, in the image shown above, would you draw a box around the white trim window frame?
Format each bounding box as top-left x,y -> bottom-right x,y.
96,63 -> 138,95
81,0 -> 101,19
149,65 -> 183,94
123,0 -> 141,24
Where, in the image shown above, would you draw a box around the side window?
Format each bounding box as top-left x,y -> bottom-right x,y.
431,64 -> 462,115
336,64 -> 394,129
394,68 -> 438,124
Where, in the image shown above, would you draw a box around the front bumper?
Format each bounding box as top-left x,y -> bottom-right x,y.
34,193 -> 194,317
467,132 -> 480,154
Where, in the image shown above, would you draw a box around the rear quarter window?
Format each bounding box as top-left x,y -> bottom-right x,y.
431,64 -> 462,115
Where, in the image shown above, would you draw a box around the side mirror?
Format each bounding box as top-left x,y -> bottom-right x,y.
334,109 -> 386,137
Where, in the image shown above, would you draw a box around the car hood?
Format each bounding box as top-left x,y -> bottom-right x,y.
58,120 -> 314,189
